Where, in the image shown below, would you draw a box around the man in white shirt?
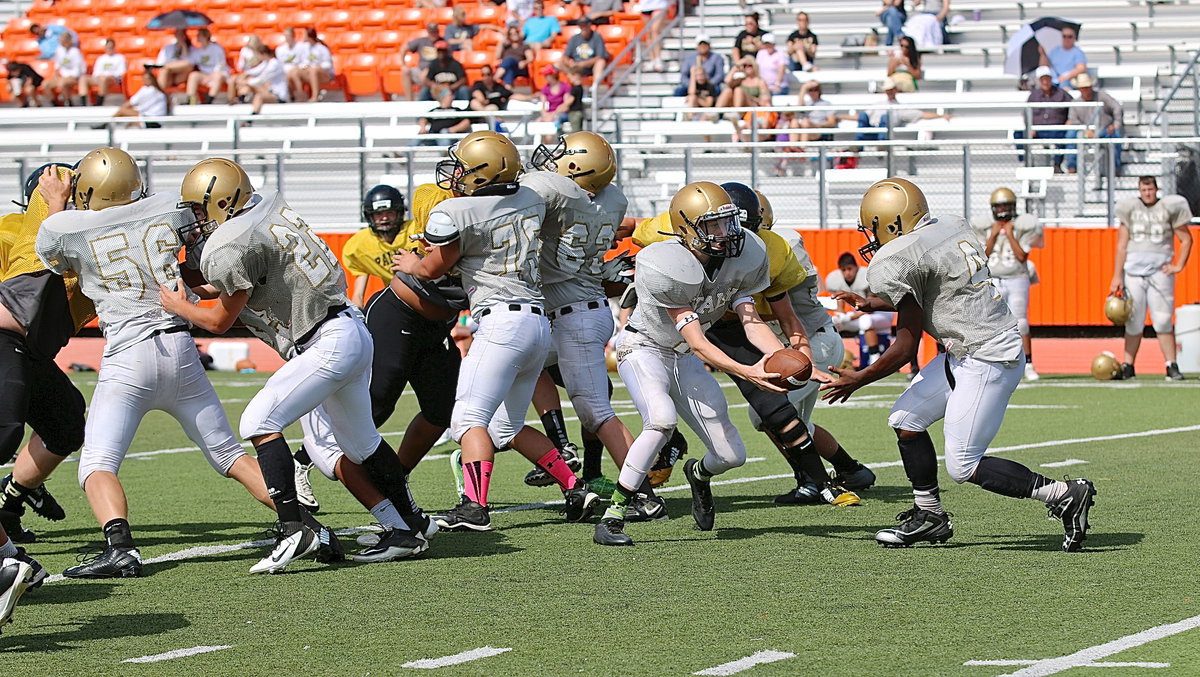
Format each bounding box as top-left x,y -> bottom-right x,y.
44,32 -> 85,106
78,38 -> 126,105
184,28 -> 229,104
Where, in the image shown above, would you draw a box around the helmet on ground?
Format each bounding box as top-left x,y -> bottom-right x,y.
719,182 -> 762,232
531,131 -> 616,193
1091,351 -> 1121,381
362,184 -> 406,237
754,188 -> 775,229
73,147 -> 145,210
1104,294 -> 1133,325
436,130 -> 522,195
990,187 -> 1017,221
668,181 -> 744,258
857,177 -> 929,261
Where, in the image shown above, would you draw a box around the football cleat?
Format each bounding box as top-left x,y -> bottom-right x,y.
593,517 -> 634,546
449,449 -> 465,500
352,527 -> 428,563
563,483 -> 600,523
249,522 -> 319,574
3,475 -> 66,521
774,481 -> 821,505
434,499 -> 492,532
1047,478 -> 1096,552
63,545 -> 144,578
523,443 -> 583,487
1166,362 -> 1185,381
625,493 -> 668,522
313,526 -> 345,563
833,464 -> 877,491
0,557 -> 34,634
648,431 -> 688,487
0,509 -> 35,543
357,514 -> 439,547
584,475 -> 618,499
821,484 -> 862,507
875,506 -> 953,547
683,459 -> 715,531
13,548 -> 47,589
1023,362 -> 1041,381
294,460 -> 319,514
1117,363 -> 1135,380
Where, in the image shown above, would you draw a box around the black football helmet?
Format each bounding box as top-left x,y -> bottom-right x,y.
719,181 -> 763,232
362,184 -> 406,237
16,162 -> 74,212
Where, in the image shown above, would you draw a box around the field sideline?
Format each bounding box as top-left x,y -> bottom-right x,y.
2,372 -> 1198,676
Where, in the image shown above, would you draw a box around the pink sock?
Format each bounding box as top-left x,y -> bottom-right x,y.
463,460 -> 493,506
536,450 -> 578,491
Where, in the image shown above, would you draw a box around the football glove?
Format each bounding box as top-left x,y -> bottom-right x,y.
600,251 -> 635,284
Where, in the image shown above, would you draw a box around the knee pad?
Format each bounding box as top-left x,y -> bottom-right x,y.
570,393 -> 615,434
757,396 -> 801,441
77,448 -> 121,489
944,453 -> 980,485
1150,312 -> 1174,335
0,423 -> 24,465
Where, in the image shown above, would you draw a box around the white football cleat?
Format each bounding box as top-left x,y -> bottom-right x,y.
0,557 -> 34,633
1024,363 -> 1040,381
250,523 -> 320,574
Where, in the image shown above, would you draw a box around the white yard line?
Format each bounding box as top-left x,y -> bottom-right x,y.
965,660 -> 1170,668
121,645 -> 233,663
401,646 -> 512,669
994,613 -> 1200,676
1040,459 -> 1089,468
693,650 -> 797,675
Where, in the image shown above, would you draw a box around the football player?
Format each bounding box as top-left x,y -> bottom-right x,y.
393,131 -> 598,532
35,149 -> 286,578
977,187 -> 1043,381
595,181 -> 784,546
1110,176 -> 1193,380
0,541 -> 35,633
826,252 -> 894,367
820,178 -> 1096,552
160,158 -> 431,571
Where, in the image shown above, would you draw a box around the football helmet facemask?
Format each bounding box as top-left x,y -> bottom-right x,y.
436,131 -> 522,196
669,181 -> 744,259
858,177 -> 930,261
530,131 -> 617,194
362,184 -> 406,237
73,147 -> 145,211
754,188 -> 775,229
990,187 -> 1018,221
178,158 -> 253,252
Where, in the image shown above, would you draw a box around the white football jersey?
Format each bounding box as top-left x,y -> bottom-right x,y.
627,232 -> 770,353
35,192 -> 193,357
200,190 -> 347,348
972,214 -> 1041,279
1116,195 -> 1192,274
775,228 -> 836,336
867,215 -> 1022,362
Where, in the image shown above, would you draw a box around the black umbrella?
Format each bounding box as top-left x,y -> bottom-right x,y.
147,10 -> 213,30
1004,17 -> 1082,76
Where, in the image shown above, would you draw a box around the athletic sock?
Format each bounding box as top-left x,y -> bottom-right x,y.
255,437 -> 301,524
368,498 -> 410,531
1,475 -> 30,512
103,518 -> 135,549
0,539 -> 17,558
602,483 -> 636,521
898,431 -> 942,513
535,449 -> 579,491
969,456 -> 1042,499
582,434 -> 604,480
695,458 -> 716,481
462,461 -> 493,506
1030,477 -> 1069,503
299,510 -> 325,533
781,434 -> 831,485
540,410 -> 573,451
293,446 -> 313,467
1025,352 -> 1034,364
827,446 -> 862,475
914,487 -> 944,514
360,439 -> 414,512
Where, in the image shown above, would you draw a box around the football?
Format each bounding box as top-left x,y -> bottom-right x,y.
765,348 -> 813,390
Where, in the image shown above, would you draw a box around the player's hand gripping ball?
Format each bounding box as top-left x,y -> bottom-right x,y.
765,348 -> 812,390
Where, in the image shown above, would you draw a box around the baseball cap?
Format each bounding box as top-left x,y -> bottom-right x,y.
1035,65 -> 1053,79
695,33 -> 711,46
1072,72 -> 1095,88
541,64 -> 558,75
762,33 -> 776,43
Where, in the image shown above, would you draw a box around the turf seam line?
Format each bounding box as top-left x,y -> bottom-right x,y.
964,660 -> 1171,668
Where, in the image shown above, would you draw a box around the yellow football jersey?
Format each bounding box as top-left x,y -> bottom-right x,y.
341,183 -> 453,283
754,228 -> 807,320
632,212 -> 672,247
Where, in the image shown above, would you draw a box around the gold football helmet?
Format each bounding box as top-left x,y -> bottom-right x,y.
531,131 -> 617,194
668,181 -> 744,258
754,188 -> 775,229
1091,351 -> 1121,381
1104,294 -> 1133,325
73,147 -> 145,210
436,130 -> 522,195
990,187 -> 1018,221
857,177 -> 929,261
178,158 -> 254,249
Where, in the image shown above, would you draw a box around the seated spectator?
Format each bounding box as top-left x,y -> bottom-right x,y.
113,68 -> 169,127
580,0 -> 622,26
715,57 -> 770,111
156,27 -> 195,90
276,26 -> 309,100
524,1 -> 562,49
5,61 -> 45,107
236,35 -> 264,73
29,23 -> 75,61
44,32 -> 85,106
789,80 -> 846,143
826,252 -> 895,365
684,65 -> 717,116
786,12 -> 819,72
185,28 -> 229,104
539,66 -> 580,133
1019,66 -> 1071,170
559,17 -> 608,82
1066,72 -> 1122,174
444,7 -> 478,53
79,39 -> 126,105
732,11 -> 764,63
495,25 -> 534,87
404,23 -> 442,101
420,41 -> 470,101
855,77 -> 949,141
234,43 -> 289,115
470,64 -> 512,110
297,28 -> 335,102
876,0 -> 906,47
1042,27 -> 1086,88
755,34 -> 789,95
635,0 -> 672,71
912,0 -> 949,46
674,34 -> 723,97
415,89 -> 471,146
887,35 -> 922,91
507,0 -> 536,25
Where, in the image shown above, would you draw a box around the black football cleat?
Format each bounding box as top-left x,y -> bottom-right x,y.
774,481 -> 821,505
683,459 -> 715,531
563,483 -> 600,523
0,509 -> 35,543
833,464 -> 877,491
594,517 -> 634,546
1117,363 -> 1135,380
1048,478 -> 1096,552
13,548 -> 47,589
625,493 -> 668,522
352,527 -> 428,563
875,506 -> 953,547
434,499 -> 492,532
1166,362 -> 1185,381
523,443 -> 583,487
3,474 -> 66,521
64,545 -> 144,578
313,526 -> 345,563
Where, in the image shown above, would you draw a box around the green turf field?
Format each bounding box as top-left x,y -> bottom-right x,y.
3,372 -> 1199,676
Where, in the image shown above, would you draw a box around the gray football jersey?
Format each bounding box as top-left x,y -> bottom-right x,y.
867,215 -> 1022,362
1116,195 -> 1192,258
238,306 -> 297,359
522,171 -> 627,310
628,232 -> 770,352
972,214 -> 1041,279
776,228 -> 836,336
430,186 -> 546,312
824,267 -> 870,296
35,192 -> 192,357
200,190 -> 347,345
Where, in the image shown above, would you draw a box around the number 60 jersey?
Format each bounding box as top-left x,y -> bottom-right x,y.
866,215 -> 1022,362
200,189 -> 347,351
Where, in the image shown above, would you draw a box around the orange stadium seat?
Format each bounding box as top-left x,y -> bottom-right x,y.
393,8 -> 427,29
99,0 -> 131,15
203,0 -> 233,12
466,5 -> 505,28
338,0 -> 376,10
368,29 -> 406,52
3,17 -> 32,41
80,35 -> 109,56
459,49 -> 492,82
556,24 -> 581,49
359,9 -> 390,31
429,6 -> 455,25
319,9 -> 354,32
21,0 -> 54,17
380,51 -> 411,100
249,11 -> 285,33
307,0 -> 339,10
213,13 -> 246,35
343,52 -> 380,98
75,16 -> 106,39
598,23 -> 634,63
62,0 -> 95,14
331,30 -> 367,52
473,28 -> 502,52
236,0 -> 274,12
289,10 -> 318,30
532,47 -> 563,89
106,15 -> 142,39
11,38 -> 40,59
30,59 -> 54,81
548,2 -> 582,23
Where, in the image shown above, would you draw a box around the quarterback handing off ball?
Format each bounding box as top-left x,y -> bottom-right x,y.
765,348 -> 812,390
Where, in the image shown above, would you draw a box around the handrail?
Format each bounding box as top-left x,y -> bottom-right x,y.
1152,47 -> 1200,127
590,0 -> 686,128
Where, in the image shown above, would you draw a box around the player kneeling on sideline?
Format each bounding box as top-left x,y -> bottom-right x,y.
819,178 -> 1096,552
596,181 -> 787,546
976,187 -> 1042,381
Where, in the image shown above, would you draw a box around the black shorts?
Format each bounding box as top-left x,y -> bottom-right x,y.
363,288 -> 460,429
705,319 -> 797,433
0,329 -> 86,463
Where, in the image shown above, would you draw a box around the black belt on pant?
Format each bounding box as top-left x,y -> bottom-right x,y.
296,304 -> 349,346
547,299 -> 604,321
625,325 -> 640,334
151,325 -> 189,338
476,304 -> 543,319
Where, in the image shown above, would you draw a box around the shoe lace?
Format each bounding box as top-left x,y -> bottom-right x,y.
261,520 -> 289,544
73,547 -> 107,565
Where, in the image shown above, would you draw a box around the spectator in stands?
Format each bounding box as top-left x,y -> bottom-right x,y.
29,23 -> 75,61
1041,27 -> 1087,89
112,68 -> 169,127
5,61 -> 44,107
405,22 -> 442,100
1023,65 -> 1072,170
277,26 -> 309,100
756,34 -> 789,95
539,65 -> 580,132
912,0 -> 950,45
788,80 -> 845,143
560,17 -> 608,82
855,77 -> 949,141
44,32 -> 85,106
297,28 -> 335,102
507,0 -> 536,25
887,35 -> 923,91
715,56 -> 770,111
684,65 -> 717,116
786,11 -> 819,72
470,64 -> 512,110
732,11 -> 764,63
234,43 -> 290,115
581,0 -> 622,26
674,34 -> 723,97
445,8 -> 478,53
495,25 -> 534,87
236,36 -> 264,73
1066,72 -> 1123,174
635,0 -> 672,72
185,29 -> 229,104
416,89 -> 471,146
524,1 -> 562,49
156,28 -> 195,90
420,41 -> 469,101
876,0 -> 906,47
79,39 -> 126,106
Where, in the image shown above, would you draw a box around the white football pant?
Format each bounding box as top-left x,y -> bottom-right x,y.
550,302 -> 617,433
993,276 -> 1032,335
1124,269 -> 1175,334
